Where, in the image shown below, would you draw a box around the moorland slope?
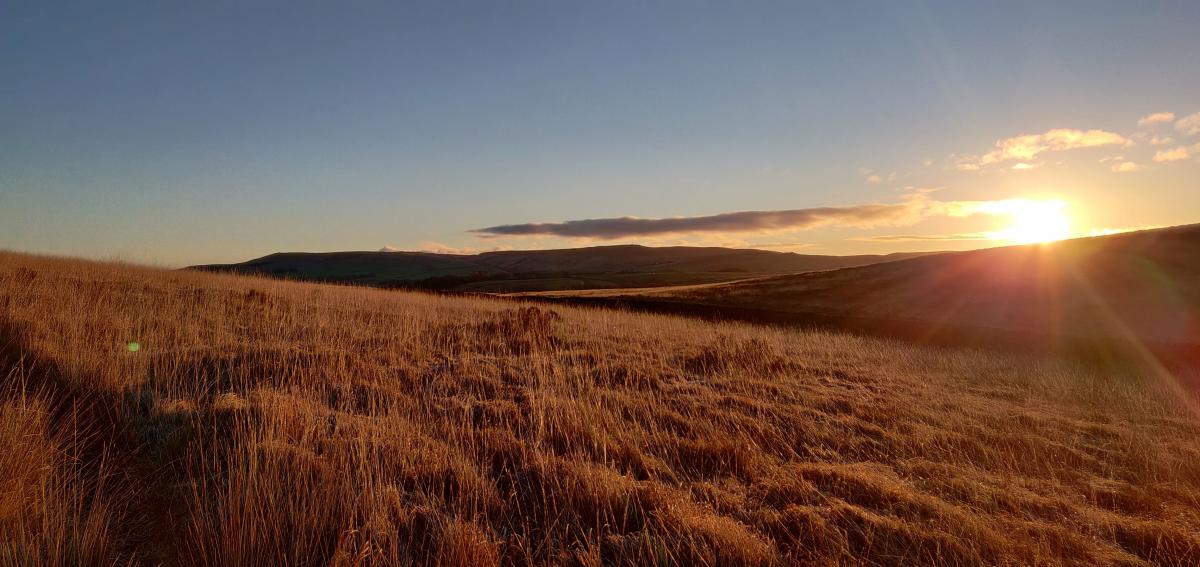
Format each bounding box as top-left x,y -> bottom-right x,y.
519,225 -> 1200,349
192,245 -> 929,292
2,251 -> 1199,565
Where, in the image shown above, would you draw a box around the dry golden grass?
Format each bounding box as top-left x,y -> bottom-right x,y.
2,250 -> 1199,566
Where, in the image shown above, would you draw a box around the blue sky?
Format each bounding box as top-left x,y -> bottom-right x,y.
3,1 -> 1199,265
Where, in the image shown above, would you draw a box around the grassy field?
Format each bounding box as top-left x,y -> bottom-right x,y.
3,251 -> 1200,566
509,225 -> 1200,350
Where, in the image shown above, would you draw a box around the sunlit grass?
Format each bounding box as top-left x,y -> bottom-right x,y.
1,251 -> 1198,565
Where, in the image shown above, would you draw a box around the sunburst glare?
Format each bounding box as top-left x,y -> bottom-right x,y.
984,199 -> 1071,244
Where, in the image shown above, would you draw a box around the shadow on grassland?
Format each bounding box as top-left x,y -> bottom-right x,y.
513,295 -> 1200,387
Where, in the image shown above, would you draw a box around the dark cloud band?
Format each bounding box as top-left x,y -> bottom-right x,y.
471,202 -> 923,240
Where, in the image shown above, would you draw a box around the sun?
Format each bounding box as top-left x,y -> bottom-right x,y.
989,199 -> 1071,244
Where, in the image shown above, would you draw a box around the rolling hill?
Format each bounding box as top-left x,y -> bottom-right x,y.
190,245 -> 931,292
3,251 -> 1199,565
517,225 -> 1200,348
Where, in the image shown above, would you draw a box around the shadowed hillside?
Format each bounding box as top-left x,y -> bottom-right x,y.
519,225 -> 1200,349
3,251 -> 1200,565
191,245 -> 931,292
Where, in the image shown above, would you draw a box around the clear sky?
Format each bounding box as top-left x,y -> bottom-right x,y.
3,1 -> 1199,266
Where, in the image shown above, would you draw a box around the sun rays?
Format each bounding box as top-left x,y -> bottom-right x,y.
983,199 -> 1072,244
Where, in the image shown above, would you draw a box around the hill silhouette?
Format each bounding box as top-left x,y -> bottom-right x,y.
191,245 -> 931,292
518,225 -> 1200,348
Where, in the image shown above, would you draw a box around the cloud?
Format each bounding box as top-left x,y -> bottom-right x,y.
861,168 -> 885,183
938,113 -> 1193,174
379,242 -> 496,254
472,195 -> 1062,241
1177,112 -> 1200,136
1111,161 -> 1141,172
1138,112 -> 1175,126
1153,146 -> 1192,162
471,200 -> 932,240
856,232 -> 993,242
976,128 -> 1130,166
743,242 -> 816,252
417,241 -> 484,255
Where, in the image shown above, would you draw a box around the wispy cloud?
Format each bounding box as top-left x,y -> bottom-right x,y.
742,242 -> 816,252
1138,112 -> 1175,126
1153,145 -> 1193,162
425,242 -> 519,254
941,113 -> 1200,174
1177,112 -> 1200,136
856,233 -> 993,242
948,129 -> 1131,172
861,168 -> 890,184
417,241 -> 483,255
975,128 -> 1130,166
471,200 -> 932,240
472,195 -> 1060,241
939,111 -> 1198,178
950,158 -> 981,172
379,242 -> 505,254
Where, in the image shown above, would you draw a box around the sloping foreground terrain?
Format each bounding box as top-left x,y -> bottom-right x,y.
521,225 -> 1200,350
3,251 -> 1200,565
191,245 -> 928,292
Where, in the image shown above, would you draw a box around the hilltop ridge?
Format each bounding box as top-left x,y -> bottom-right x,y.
515,224 -> 1200,349
191,244 -> 934,292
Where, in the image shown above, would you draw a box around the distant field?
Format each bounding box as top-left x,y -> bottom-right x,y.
512,225 -> 1200,352
449,272 -> 759,293
3,251 -> 1200,565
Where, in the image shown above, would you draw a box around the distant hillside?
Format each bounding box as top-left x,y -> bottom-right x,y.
534,225 -> 1200,346
5,251 -> 1200,565
190,245 -> 931,292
